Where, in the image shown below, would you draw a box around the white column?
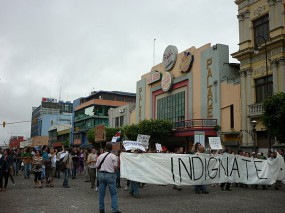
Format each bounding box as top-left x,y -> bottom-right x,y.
246,68 -> 253,146
244,10 -> 250,41
271,60 -> 279,93
279,57 -> 285,92
268,0 -> 275,30
275,0 -> 283,28
237,13 -> 244,43
240,69 -> 248,146
246,69 -> 253,105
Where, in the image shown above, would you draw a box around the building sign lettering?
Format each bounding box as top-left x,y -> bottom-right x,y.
163,45 -> 178,71
147,71 -> 161,84
138,87 -> 142,122
207,58 -> 213,118
161,72 -> 173,92
180,52 -> 194,73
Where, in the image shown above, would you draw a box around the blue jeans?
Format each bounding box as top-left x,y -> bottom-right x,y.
24,163 -> 31,178
195,185 -> 207,192
130,181 -> 140,196
98,172 -> 118,213
63,169 -> 70,187
13,161 -> 19,175
72,161 -> 78,178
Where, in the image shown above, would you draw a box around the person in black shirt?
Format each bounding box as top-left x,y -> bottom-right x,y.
71,147 -> 80,179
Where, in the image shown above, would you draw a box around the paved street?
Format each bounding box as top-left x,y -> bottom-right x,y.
0,173 -> 284,213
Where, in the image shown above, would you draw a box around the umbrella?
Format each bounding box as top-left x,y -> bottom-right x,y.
79,144 -> 94,149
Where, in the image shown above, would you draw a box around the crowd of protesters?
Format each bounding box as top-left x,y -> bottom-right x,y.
0,143 -> 284,212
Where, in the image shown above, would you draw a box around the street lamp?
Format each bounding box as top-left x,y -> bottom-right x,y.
251,120 -> 257,152
254,35 -> 271,151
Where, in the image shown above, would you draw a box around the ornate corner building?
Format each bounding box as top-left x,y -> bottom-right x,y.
232,0 -> 285,151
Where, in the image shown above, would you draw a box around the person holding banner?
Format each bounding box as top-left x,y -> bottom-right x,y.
96,142 -> 121,213
194,145 -> 209,194
129,149 -> 141,198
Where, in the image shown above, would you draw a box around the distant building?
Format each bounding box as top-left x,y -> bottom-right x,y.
9,136 -> 24,149
48,124 -> 71,148
108,103 -> 136,128
31,97 -> 72,138
73,91 -> 136,146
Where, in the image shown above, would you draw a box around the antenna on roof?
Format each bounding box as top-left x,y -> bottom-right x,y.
153,38 -> 156,66
59,79 -> 62,102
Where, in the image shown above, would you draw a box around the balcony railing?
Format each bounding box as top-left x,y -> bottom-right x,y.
173,119 -> 217,130
248,103 -> 264,117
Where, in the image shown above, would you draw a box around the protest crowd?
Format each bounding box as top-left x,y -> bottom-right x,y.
0,142 -> 284,213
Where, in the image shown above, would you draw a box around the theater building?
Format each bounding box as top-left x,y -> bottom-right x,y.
136,43 -> 241,151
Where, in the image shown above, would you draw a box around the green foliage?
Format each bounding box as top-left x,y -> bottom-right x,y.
138,119 -> 173,149
262,92 -> 285,143
123,124 -> 139,141
105,127 -> 123,142
87,128 -> 95,143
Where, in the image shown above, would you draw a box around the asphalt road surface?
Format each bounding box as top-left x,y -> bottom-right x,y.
0,173 -> 284,213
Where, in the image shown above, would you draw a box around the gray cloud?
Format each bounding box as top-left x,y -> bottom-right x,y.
0,0 -> 239,144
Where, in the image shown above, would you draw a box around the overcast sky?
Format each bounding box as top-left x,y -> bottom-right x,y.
0,0 -> 239,145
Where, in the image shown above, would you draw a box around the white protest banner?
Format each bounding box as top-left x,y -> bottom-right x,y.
209,137 -> 223,150
111,136 -> 118,143
123,140 -> 146,152
155,143 -> 162,152
120,152 -> 285,186
137,134 -> 150,149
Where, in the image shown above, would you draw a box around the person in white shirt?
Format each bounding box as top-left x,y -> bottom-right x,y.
48,148 -> 57,187
87,148 -> 97,189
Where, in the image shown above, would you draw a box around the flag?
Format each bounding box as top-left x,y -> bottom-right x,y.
114,131 -> 121,137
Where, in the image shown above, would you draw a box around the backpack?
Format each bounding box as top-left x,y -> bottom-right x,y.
56,157 -> 66,172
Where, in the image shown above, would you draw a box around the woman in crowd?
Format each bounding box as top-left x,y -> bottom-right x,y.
32,150 -> 44,188
0,149 -> 13,191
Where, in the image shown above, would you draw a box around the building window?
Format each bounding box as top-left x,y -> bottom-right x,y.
253,15 -> 269,42
119,116 -> 124,127
255,75 -> 273,103
230,104 -> 234,129
115,117 -> 119,127
157,91 -> 185,122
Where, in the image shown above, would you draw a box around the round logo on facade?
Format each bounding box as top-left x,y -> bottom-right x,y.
161,72 -> 173,92
163,45 -> 178,71
180,52 -> 194,73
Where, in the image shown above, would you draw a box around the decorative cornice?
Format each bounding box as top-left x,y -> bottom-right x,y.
244,10 -> 250,18
254,6 -> 266,17
237,13 -> 245,21
278,57 -> 285,65
247,68 -> 253,75
267,0 -> 276,6
270,59 -> 278,69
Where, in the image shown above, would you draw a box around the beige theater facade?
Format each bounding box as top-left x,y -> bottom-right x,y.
136,43 -> 241,152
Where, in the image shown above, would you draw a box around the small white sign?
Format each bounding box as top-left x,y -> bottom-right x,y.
155,143 -> 162,152
111,136 -> 118,143
136,134 -> 150,149
123,140 -> 146,152
209,137 -> 223,150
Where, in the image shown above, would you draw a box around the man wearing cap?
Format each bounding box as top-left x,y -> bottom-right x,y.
96,142 -> 121,213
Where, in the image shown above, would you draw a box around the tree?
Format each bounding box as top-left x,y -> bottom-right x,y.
123,124 -> 139,141
87,128 -> 95,143
138,119 -> 173,149
262,92 -> 285,143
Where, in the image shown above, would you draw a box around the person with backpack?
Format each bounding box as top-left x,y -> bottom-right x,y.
62,148 -> 72,188
96,142 -> 121,213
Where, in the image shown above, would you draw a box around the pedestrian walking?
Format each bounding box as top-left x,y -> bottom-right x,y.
32,150 -> 43,188
96,142 -> 121,213
62,148 -> 72,188
0,149 -> 13,191
87,148 -> 97,189
71,147 -> 80,179
21,147 -> 32,179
